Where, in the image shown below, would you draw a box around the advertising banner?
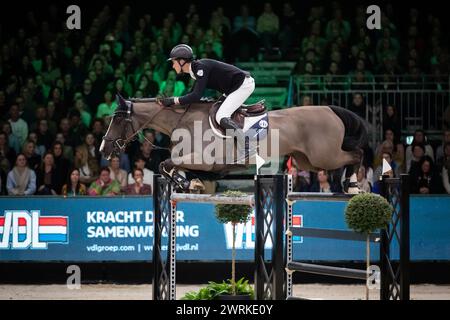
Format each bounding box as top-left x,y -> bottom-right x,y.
0,196 -> 449,261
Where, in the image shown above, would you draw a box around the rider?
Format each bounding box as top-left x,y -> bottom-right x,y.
158,44 -> 255,155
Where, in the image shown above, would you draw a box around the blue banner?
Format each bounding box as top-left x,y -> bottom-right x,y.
0,195 -> 449,261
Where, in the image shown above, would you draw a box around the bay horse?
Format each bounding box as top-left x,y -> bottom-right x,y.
100,95 -> 368,191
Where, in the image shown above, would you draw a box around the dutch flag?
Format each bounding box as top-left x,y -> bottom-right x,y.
0,216 -> 68,243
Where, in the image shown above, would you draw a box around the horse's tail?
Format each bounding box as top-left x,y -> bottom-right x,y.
328,105 -> 369,151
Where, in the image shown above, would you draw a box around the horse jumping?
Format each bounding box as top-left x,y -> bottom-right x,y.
100,95 -> 368,191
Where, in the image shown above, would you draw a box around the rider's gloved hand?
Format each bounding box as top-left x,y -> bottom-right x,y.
157,96 -> 175,107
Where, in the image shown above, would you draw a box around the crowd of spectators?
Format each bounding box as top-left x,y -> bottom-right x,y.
286,116 -> 450,195
0,2 -> 449,196
291,3 -> 449,92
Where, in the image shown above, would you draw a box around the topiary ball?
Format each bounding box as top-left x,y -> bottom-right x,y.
345,193 -> 393,234
215,190 -> 252,225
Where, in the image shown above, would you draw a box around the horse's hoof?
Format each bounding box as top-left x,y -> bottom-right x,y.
189,178 -> 205,193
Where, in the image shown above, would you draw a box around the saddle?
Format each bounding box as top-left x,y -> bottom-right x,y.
209,100 -> 266,134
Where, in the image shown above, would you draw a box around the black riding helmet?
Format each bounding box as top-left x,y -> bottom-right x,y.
167,44 -> 194,62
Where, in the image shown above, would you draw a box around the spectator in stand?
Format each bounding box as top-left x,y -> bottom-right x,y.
61,168 -> 87,196
441,142 -> 450,194
0,166 -> 7,195
82,79 -> 99,113
1,122 -> 21,154
22,139 -> 41,171
356,165 -> 371,193
108,155 -> 128,191
110,77 -> 132,98
256,2 -> 280,54
125,168 -> 152,195
88,166 -> 121,196
348,93 -> 366,119
0,91 -> 8,122
349,59 -> 374,84
96,89 -> 118,119
309,169 -> 340,192
372,162 -> 395,194
376,28 -> 400,66
58,117 -> 76,148
30,106 -> 57,137
35,119 -> 54,151
436,130 -> 450,167
6,153 -> 36,196
73,98 -> 92,129
28,132 -> 45,157
68,109 -> 89,148
325,8 -> 351,42
134,74 -> 151,97
48,87 -> 68,123
285,156 -> 311,192
91,118 -> 106,149
444,105 -> 450,131
41,55 -> 61,87
127,155 -> 154,190
408,143 -> 426,175
51,141 -> 70,192
373,151 -> 400,183
278,2 -> 299,58
69,55 -> 86,88
405,129 -> 435,166
375,128 -> 405,172
383,105 -> 401,140
231,4 -> 259,61
0,131 -> 16,173
8,104 -> 28,148
74,145 -> 99,185
324,61 -> 344,89
55,132 -> 74,161
159,70 -> 186,97
63,74 -> 76,107
35,152 -> 61,195
410,155 -> 443,194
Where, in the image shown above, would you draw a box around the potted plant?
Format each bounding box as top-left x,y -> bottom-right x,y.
214,190 -> 254,300
345,193 -> 393,300
182,278 -> 254,300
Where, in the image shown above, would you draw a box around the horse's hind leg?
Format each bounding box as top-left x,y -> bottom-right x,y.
291,151 -> 321,172
341,149 -> 364,193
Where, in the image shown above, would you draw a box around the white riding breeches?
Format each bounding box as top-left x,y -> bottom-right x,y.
215,76 -> 255,123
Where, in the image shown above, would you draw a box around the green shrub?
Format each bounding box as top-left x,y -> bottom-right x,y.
215,190 -> 253,224
345,193 -> 393,234
182,278 -> 254,300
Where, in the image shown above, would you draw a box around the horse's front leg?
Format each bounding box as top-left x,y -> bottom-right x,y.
159,158 -> 191,192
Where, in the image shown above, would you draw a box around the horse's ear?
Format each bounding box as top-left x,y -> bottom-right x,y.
116,94 -> 127,108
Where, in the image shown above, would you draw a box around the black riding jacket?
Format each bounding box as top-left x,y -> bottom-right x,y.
178,59 -> 250,105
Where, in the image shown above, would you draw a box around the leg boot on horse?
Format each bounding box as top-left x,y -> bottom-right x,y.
159,160 -> 191,192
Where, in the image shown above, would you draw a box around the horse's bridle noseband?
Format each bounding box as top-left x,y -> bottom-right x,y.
102,97 -> 170,154
102,99 -> 137,152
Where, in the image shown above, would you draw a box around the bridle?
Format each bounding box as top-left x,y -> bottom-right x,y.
102,97 -> 170,154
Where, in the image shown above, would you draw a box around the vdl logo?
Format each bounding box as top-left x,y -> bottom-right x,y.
223,212 -> 303,249
0,210 -> 69,250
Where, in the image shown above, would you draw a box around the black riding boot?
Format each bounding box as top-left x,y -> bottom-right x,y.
220,117 -> 249,159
